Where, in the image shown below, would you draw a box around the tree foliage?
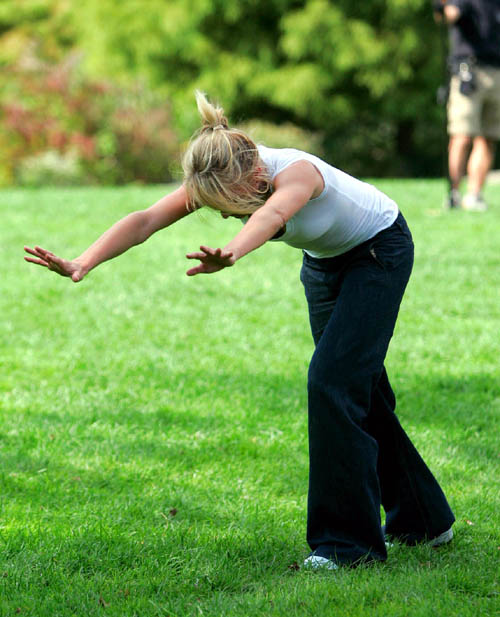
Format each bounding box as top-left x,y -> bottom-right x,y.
1,0 -> 448,179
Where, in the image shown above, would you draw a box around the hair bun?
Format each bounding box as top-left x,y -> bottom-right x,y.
195,90 -> 229,131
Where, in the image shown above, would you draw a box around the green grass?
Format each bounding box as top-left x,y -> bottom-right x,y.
1,180 -> 499,616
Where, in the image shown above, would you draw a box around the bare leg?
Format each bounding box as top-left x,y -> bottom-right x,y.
467,136 -> 496,195
448,134 -> 472,190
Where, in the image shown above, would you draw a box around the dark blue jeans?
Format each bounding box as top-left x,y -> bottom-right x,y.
300,212 -> 455,565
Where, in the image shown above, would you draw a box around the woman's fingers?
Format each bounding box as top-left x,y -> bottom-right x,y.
24,245 -> 75,277
33,246 -> 53,259
24,246 -> 43,258
25,246 -> 60,266
39,252 -> 67,273
33,247 -> 67,271
24,247 -> 50,267
186,248 -> 231,261
186,246 -> 234,276
45,253 -> 64,268
186,264 -> 204,276
199,245 -> 225,257
198,245 -> 217,255
24,256 -> 49,267
199,246 -> 233,260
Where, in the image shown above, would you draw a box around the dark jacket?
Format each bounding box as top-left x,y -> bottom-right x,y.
448,0 -> 500,66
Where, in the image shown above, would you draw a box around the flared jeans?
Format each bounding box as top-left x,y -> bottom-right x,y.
300,212 -> 455,565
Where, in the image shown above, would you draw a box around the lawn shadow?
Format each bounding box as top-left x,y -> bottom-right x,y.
393,371 -> 499,458
2,368 -> 497,586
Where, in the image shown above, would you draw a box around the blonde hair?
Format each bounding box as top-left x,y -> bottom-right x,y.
182,91 -> 271,215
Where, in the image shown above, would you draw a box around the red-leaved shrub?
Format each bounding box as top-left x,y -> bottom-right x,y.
0,52 -> 181,186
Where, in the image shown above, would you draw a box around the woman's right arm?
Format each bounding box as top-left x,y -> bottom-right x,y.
24,185 -> 190,282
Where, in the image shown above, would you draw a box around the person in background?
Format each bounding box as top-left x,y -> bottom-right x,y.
24,92 -> 455,570
434,0 -> 500,211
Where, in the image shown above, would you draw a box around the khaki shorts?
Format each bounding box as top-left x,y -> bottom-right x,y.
447,65 -> 500,139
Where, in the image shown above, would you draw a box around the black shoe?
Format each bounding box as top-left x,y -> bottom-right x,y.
444,189 -> 462,210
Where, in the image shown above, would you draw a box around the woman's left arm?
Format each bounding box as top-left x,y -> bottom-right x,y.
186,161 -> 322,275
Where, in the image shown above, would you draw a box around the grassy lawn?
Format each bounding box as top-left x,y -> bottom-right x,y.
1,180 -> 499,616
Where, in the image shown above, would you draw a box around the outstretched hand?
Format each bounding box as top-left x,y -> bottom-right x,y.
24,246 -> 87,282
186,245 -> 235,276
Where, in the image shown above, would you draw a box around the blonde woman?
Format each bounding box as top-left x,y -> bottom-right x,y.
25,92 -> 455,569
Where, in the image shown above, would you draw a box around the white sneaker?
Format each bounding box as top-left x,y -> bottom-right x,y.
462,193 -> 487,211
427,527 -> 454,547
303,555 -> 338,570
383,526 -> 453,547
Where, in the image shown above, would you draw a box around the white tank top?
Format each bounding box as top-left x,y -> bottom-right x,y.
257,145 -> 399,258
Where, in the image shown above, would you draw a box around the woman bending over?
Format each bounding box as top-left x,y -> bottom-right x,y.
25,92 -> 455,569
